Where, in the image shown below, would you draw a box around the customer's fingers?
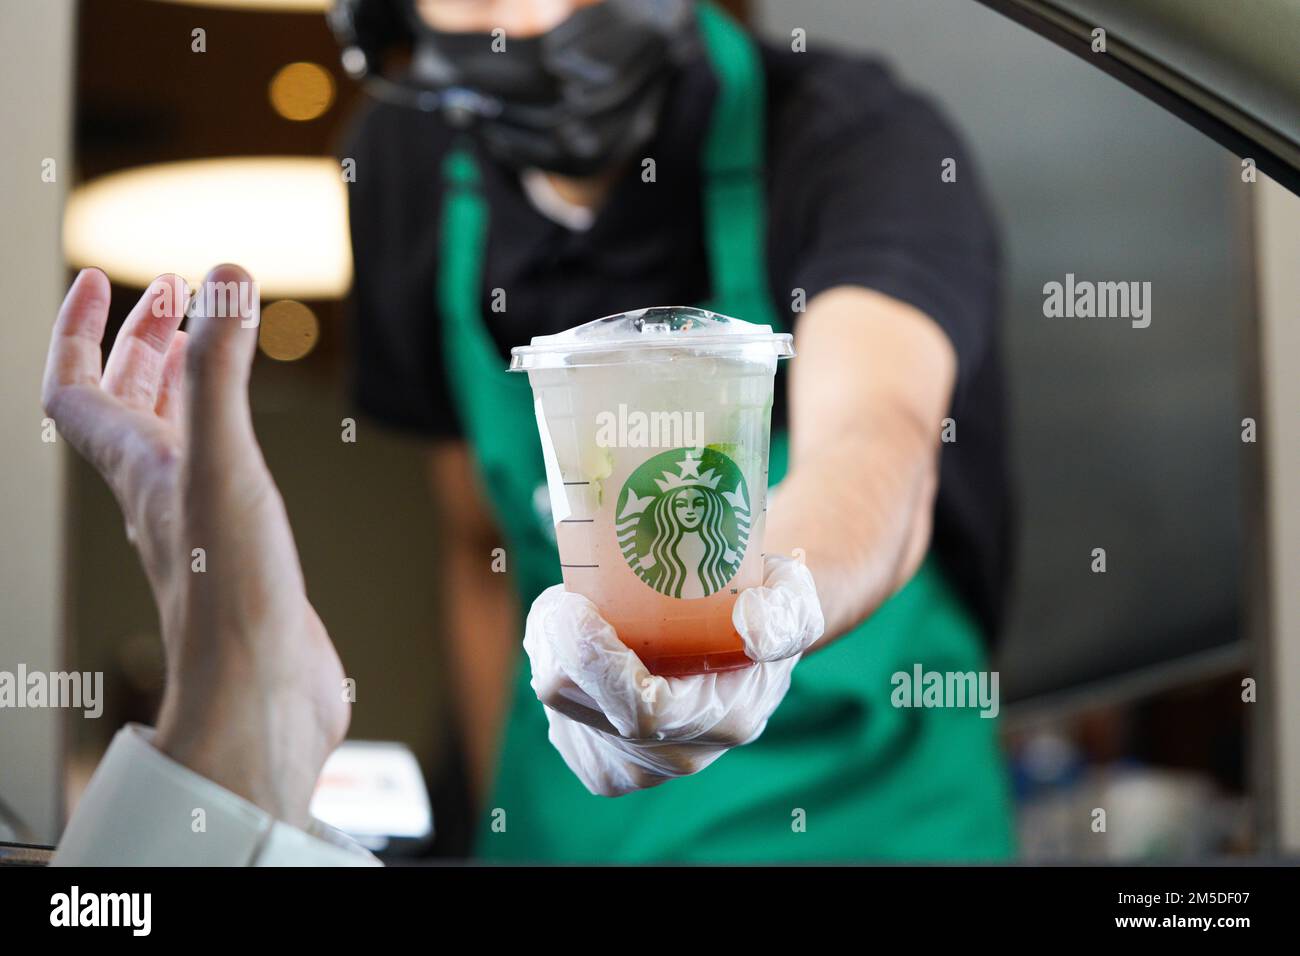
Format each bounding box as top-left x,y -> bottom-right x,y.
42,268 -> 111,402
40,269 -> 138,477
183,263 -> 263,488
101,275 -> 188,410
154,330 -> 189,429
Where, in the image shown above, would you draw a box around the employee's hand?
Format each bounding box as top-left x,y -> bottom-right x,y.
523,555 -> 824,796
42,266 -> 348,827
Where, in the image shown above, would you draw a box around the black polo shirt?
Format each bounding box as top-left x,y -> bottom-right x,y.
343,41 -> 1011,639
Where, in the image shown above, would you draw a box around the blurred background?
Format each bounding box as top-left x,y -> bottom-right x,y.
1,0 -> 1297,861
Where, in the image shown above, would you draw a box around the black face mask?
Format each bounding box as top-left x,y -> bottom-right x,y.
407,0 -> 697,176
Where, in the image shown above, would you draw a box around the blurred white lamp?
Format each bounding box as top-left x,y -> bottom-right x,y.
63,157 -> 352,299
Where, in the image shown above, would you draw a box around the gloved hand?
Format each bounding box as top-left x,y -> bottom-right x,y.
523,554 -> 825,796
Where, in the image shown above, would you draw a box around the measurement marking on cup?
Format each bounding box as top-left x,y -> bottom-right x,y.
560,563 -> 600,569
562,480 -> 590,486
560,518 -> 594,523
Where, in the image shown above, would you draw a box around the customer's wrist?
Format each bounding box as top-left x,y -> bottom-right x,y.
153,694 -> 321,829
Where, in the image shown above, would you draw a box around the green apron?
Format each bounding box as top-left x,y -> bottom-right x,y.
438,2 -> 1014,862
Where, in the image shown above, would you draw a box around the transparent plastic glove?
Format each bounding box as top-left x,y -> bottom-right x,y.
523,554 -> 825,797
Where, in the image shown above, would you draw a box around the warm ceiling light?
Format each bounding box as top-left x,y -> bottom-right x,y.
64,157 -> 352,300
145,0 -> 331,11
270,62 -> 336,121
259,299 -> 321,361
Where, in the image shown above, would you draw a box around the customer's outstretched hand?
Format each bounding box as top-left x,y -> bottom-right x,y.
42,265 -> 347,826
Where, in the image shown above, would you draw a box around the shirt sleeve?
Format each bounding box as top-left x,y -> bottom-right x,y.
778,64 -> 1001,395
52,725 -> 380,867
342,101 -> 466,438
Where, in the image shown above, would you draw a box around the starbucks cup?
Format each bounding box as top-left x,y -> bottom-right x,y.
510,306 -> 794,677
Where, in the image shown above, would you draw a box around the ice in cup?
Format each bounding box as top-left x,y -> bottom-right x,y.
510,306 -> 794,677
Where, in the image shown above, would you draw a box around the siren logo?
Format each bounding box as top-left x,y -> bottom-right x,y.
616,447 -> 750,599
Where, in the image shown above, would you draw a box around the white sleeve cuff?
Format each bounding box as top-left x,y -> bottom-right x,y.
53,724 -> 380,867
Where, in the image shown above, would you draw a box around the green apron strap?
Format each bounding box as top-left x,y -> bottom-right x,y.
693,3 -> 787,478
696,1 -> 779,331
438,140 -> 560,599
439,143 -> 499,402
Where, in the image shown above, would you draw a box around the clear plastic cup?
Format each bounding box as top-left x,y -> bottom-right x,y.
510,306 -> 794,677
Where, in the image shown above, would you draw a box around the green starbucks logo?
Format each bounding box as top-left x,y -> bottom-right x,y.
615,447 -> 750,599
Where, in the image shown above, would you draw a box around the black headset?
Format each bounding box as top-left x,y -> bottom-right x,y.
326,0 -> 500,122
327,0 -> 409,81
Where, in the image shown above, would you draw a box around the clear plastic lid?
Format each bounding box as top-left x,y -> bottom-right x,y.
508,306 -> 795,370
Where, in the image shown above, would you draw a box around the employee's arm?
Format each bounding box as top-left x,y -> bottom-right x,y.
765,284 -> 957,648
428,443 -> 519,807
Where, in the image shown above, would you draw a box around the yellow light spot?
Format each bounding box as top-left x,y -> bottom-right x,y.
259,300 -> 319,361
269,62 -> 335,122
